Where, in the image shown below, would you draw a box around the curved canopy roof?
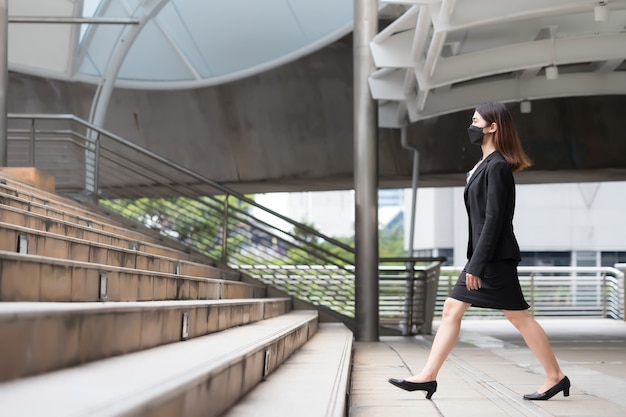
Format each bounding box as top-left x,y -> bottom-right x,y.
370,0 -> 626,126
8,0 -> 354,90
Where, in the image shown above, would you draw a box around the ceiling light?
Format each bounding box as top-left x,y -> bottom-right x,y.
520,100 -> 532,114
546,65 -> 559,80
595,2 -> 609,22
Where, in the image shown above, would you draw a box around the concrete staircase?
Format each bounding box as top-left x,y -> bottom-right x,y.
0,170 -> 353,417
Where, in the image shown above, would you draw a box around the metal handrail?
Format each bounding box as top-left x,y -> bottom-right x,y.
615,263 -> 626,319
6,112 -> 451,333
439,265 -> 625,320
235,259 -> 444,335
7,114 -> 353,246
6,113 -> 355,267
380,256 -> 446,334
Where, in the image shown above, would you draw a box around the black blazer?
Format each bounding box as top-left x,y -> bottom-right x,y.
464,151 -> 521,278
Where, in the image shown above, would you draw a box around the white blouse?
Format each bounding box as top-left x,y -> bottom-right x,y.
466,158 -> 484,183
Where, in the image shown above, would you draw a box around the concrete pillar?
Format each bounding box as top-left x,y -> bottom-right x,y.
353,0 -> 379,342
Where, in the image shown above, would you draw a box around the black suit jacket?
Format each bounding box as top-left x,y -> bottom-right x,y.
464,151 -> 521,278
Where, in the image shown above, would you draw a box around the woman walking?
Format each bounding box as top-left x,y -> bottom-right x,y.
388,102 -> 569,401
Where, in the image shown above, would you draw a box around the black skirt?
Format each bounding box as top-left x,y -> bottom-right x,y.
449,260 -> 530,310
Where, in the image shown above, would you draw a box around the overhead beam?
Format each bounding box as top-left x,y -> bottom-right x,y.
598,59 -> 625,73
369,68 -> 406,100
438,0 -> 457,24
370,29 -> 415,67
371,33 -> 626,99
372,5 -> 419,44
409,72 -> 626,121
411,5 -> 431,64
378,101 -> 405,128
433,0 -> 613,31
519,66 -> 543,80
428,33 -> 626,88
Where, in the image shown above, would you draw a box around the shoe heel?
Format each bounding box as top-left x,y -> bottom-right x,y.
563,388 -> 570,397
425,390 -> 435,400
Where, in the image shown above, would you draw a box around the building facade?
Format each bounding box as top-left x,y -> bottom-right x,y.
253,181 -> 626,268
406,182 -> 626,268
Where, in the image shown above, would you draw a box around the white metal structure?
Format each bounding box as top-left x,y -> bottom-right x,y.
370,0 -> 626,127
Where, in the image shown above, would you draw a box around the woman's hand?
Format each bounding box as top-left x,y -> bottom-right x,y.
466,272 -> 482,291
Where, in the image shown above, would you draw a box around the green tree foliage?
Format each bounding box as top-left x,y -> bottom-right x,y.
379,223 -> 406,258
100,195 -> 250,261
101,195 -> 406,267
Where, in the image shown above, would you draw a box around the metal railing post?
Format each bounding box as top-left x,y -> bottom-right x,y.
28,118 -> 35,166
601,271 -> 607,318
92,133 -> 100,202
616,263 -> 626,321
221,196 -> 229,264
403,260 -> 415,335
529,271 -> 535,315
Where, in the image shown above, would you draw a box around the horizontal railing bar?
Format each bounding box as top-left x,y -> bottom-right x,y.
442,265 -> 624,277
7,113 -> 354,254
380,256 -> 447,263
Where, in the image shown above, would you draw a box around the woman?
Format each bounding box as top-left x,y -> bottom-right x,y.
388,102 -> 570,401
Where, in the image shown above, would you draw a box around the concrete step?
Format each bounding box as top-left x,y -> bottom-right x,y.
0,174 -> 227,262
1,173 -> 245,281
0,173 -> 154,236
0,174 -> 216,264
0,204 -> 234,274
0,310 -> 318,417
0,221 -> 226,279
223,322 -> 353,417
0,251 -> 265,302
0,188 -> 174,248
1,169 -> 245,281
0,298 -> 291,382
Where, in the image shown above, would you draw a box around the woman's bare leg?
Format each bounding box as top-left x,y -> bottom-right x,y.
503,309 -> 566,392
405,298 -> 471,382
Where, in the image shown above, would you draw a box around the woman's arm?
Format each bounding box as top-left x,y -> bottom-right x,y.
465,160 -> 512,278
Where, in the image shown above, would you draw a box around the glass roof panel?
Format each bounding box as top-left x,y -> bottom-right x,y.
151,2 -> 212,77
174,0 -> 305,76
80,0 -> 105,40
287,0 -> 353,40
119,19 -> 196,81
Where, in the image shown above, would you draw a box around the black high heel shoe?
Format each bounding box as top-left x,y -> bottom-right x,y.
388,378 -> 437,399
523,376 -> 570,401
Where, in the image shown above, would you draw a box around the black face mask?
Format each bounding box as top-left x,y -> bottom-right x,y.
467,125 -> 484,145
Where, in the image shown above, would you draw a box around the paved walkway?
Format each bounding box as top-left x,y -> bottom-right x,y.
350,318 -> 626,417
